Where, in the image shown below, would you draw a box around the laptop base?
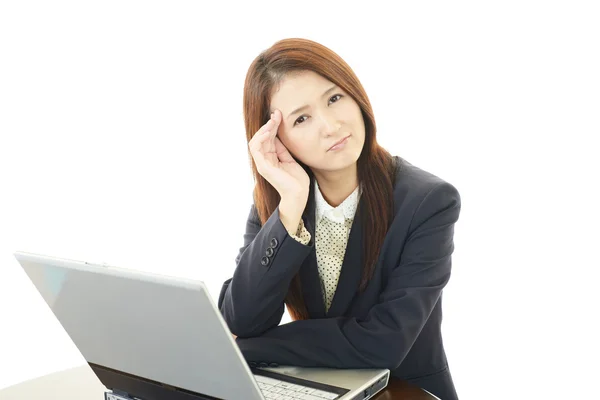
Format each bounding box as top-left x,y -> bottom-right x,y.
91,363 -> 220,400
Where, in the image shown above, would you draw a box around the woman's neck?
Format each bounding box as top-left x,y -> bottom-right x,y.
313,165 -> 359,207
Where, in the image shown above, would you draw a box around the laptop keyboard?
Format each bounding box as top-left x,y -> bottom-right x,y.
254,374 -> 340,399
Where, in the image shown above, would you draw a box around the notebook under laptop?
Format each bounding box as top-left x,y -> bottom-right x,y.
14,251 -> 390,400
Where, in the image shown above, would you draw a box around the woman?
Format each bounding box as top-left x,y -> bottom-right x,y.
217,38 -> 461,400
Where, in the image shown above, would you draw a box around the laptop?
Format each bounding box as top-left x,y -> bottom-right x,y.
14,251 -> 390,400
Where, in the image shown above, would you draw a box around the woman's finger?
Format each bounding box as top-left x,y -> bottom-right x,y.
248,124 -> 274,153
275,137 -> 295,163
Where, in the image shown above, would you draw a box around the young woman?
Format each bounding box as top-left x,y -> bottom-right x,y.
217,38 -> 462,400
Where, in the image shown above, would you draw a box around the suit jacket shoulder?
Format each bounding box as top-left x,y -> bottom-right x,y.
391,155 -> 461,221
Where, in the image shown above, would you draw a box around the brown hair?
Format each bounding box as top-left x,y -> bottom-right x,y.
242,38 -> 397,321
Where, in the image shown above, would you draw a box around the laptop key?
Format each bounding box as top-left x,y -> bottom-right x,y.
255,375 -> 282,386
309,390 -> 339,399
298,394 -> 327,400
269,386 -> 285,393
254,374 -> 338,400
279,389 -> 297,397
292,385 -> 307,391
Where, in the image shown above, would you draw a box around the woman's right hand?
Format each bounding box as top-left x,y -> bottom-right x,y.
248,109 -> 310,202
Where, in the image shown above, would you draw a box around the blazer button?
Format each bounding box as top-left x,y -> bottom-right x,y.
270,238 -> 278,248
249,362 -> 257,368
269,363 -> 279,368
260,256 -> 269,266
266,247 -> 274,257
259,362 -> 268,368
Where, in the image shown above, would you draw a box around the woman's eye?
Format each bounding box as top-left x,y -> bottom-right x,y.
294,115 -> 308,125
330,94 -> 342,103
293,94 -> 344,126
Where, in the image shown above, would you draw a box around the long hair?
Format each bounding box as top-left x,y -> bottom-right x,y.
242,38 -> 396,321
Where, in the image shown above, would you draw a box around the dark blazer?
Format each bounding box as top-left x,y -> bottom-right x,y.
218,156 -> 461,400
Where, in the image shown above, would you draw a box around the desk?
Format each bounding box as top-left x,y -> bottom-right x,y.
0,365 -> 436,400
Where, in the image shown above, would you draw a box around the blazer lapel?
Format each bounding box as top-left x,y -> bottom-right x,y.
297,180 -> 365,319
326,198 -> 364,318
298,184 -> 326,319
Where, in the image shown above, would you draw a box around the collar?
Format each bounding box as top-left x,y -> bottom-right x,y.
314,179 -> 361,224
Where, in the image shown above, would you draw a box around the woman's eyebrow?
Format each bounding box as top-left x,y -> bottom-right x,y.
270,85 -> 338,119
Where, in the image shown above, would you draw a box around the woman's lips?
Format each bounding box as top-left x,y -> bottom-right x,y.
328,135 -> 350,151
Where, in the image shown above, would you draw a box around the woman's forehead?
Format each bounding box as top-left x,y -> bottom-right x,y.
269,72 -> 336,113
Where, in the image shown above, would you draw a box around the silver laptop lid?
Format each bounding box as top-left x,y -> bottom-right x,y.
14,251 -> 265,400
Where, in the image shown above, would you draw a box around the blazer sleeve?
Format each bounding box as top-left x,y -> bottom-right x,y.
234,181 -> 461,369
218,203 -> 314,338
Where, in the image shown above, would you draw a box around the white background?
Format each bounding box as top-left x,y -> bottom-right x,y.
1,1 -> 599,399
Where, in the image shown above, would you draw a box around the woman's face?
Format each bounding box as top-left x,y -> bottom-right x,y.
269,70 -> 366,174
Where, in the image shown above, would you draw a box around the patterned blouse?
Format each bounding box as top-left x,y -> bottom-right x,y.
289,180 -> 360,313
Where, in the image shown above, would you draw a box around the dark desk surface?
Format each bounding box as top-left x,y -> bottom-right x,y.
374,378 -> 438,399
0,365 -> 437,400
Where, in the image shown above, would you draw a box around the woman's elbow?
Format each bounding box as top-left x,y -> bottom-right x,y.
222,309 -> 280,338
